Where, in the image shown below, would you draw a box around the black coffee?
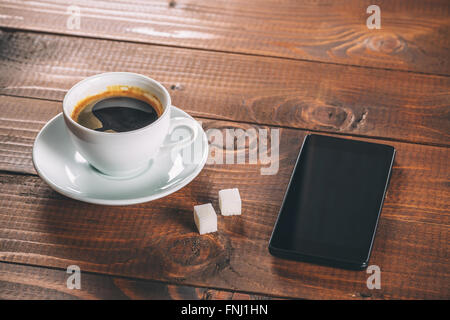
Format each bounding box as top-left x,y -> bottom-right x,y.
72,88 -> 163,133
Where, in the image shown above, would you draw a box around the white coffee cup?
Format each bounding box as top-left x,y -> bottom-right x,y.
63,72 -> 197,177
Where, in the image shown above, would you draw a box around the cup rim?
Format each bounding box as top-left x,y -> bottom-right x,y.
62,72 -> 172,136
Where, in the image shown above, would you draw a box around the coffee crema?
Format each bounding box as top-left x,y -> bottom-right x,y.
71,85 -> 163,133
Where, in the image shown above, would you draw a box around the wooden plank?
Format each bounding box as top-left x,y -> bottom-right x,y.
0,32 -> 449,147
0,96 -> 448,299
0,262 -> 273,299
0,0 -> 449,75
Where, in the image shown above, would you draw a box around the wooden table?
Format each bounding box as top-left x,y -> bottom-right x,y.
0,0 -> 448,300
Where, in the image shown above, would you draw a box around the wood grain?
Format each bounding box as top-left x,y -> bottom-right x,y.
0,31 -> 449,147
0,95 -> 448,299
0,262 -> 273,299
0,0 -> 448,75
0,0 -> 448,301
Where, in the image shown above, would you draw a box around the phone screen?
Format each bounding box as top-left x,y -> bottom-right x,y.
269,134 -> 395,269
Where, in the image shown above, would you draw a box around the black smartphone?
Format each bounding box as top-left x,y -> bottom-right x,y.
269,134 -> 396,270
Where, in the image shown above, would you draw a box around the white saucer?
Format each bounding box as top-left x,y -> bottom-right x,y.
32,106 -> 209,205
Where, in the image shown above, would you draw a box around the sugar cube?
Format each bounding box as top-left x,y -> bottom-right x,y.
193,203 -> 217,235
219,188 -> 241,216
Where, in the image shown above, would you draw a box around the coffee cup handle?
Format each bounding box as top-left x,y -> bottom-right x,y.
160,116 -> 199,150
